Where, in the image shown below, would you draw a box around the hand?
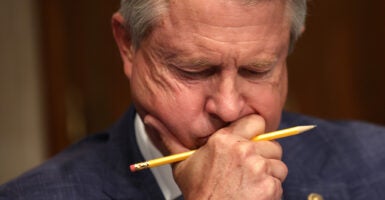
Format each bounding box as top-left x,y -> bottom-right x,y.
144,115 -> 287,200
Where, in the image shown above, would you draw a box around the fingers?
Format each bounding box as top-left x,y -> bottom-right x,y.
205,130 -> 287,180
179,133 -> 287,199
247,158 -> 287,199
267,159 -> 288,182
215,114 -> 287,181
244,155 -> 287,181
142,113 -> 287,199
245,161 -> 285,200
225,114 -> 266,140
143,115 -> 188,155
249,140 -> 283,160
231,139 -> 286,181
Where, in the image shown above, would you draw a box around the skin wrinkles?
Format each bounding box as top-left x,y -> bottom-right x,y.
134,48 -> 179,103
126,0 -> 290,152
133,40 -> 221,149
143,37 -> 245,139
153,33 -> 284,85
171,0 -> 290,44
111,0 -> 292,198
172,0 -> 288,28
152,12 -> 286,82
151,45 -> 219,84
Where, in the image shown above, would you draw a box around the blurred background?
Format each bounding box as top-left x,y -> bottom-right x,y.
1,0 -> 384,184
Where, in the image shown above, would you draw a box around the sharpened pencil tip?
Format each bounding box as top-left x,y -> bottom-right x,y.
297,125 -> 316,133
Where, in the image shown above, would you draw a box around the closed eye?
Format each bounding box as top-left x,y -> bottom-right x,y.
238,67 -> 272,79
170,65 -> 219,80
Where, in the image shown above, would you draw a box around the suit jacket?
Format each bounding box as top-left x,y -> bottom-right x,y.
1,106 -> 385,199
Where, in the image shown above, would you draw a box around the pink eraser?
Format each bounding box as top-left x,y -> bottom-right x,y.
130,165 -> 136,172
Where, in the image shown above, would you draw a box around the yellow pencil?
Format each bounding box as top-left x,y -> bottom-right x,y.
130,125 -> 315,172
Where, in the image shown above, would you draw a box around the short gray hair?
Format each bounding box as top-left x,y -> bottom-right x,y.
119,0 -> 307,51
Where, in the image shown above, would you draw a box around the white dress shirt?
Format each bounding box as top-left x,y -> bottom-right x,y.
135,114 -> 182,200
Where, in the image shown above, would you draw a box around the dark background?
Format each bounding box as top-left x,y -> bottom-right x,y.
38,0 -> 385,156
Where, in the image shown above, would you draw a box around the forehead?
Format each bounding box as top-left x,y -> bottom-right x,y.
169,0 -> 289,25
145,0 -> 291,61
169,0 -> 289,28
151,0 -> 290,42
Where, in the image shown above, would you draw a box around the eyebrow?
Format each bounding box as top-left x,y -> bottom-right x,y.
152,44 -> 278,69
153,46 -> 215,68
165,56 -> 277,70
247,59 -> 277,68
165,57 -> 214,68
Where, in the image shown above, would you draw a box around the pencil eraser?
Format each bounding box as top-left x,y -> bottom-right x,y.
130,164 -> 136,172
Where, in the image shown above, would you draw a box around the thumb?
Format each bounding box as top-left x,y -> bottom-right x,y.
228,114 -> 266,140
143,115 -> 188,156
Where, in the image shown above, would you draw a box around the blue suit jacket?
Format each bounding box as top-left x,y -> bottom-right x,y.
1,106 -> 385,199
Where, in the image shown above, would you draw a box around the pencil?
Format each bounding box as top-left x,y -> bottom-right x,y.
130,125 -> 315,172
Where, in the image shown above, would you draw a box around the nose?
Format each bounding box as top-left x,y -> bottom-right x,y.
205,75 -> 247,123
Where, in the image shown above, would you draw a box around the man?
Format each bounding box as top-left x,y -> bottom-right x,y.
1,0 -> 385,199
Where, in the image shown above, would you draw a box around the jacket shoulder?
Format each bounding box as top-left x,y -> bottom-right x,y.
0,133 -> 112,200
280,112 -> 385,199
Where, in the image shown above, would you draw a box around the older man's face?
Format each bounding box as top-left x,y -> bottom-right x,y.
126,0 -> 291,150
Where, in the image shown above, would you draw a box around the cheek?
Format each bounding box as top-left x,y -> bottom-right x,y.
247,68 -> 287,131
130,51 -> 177,108
130,54 -> 206,125
268,67 -> 288,131
133,77 -> 207,147
247,89 -> 282,131
131,68 -> 177,116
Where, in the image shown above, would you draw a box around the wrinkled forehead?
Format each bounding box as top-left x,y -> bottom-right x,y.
168,0 -> 289,26
120,0 -> 286,8
149,0 -> 291,57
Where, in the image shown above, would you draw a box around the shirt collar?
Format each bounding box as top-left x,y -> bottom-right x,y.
135,114 -> 182,200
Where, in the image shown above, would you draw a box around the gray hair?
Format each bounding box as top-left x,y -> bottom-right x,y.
119,0 -> 307,51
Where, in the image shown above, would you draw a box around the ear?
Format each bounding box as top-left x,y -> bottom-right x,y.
112,12 -> 135,79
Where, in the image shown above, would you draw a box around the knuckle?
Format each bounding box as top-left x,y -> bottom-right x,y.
207,133 -> 223,146
265,141 -> 283,159
206,132 -> 232,152
216,125 -> 233,136
280,161 -> 289,180
233,142 -> 252,157
253,157 -> 269,174
274,141 -> 283,154
261,177 -> 283,199
273,142 -> 283,159
241,154 -> 268,176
